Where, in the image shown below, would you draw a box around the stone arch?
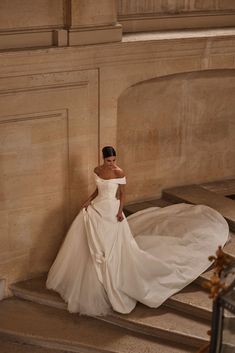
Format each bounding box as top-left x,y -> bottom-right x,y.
116,69 -> 235,203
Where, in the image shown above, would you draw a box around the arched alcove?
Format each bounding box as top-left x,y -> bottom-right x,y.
117,70 -> 235,203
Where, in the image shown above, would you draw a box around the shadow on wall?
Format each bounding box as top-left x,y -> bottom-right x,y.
117,69 -> 235,203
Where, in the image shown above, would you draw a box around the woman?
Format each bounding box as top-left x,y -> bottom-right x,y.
46,146 -> 229,316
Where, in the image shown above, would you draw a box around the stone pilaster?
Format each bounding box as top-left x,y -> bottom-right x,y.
67,0 -> 122,45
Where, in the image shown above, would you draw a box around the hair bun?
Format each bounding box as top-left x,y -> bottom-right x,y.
102,146 -> 116,158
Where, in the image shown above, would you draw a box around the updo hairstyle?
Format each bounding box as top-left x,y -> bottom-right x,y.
102,146 -> 116,159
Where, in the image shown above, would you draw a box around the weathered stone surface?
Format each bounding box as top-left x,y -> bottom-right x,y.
118,0 -> 235,33
0,0 -> 64,30
0,298 -> 197,353
0,338 -> 68,353
117,72 -> 235,203
0,70 -> 98,287
201,179 -> 235,196
118,0 -> 235,15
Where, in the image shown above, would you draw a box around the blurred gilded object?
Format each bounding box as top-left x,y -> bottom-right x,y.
203,246 -> 232,299
198,246 -> 234,353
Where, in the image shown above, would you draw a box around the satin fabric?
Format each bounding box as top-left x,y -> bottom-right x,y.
46,173 -> 229,315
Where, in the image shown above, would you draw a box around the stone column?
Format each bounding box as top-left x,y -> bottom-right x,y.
68,0 -> 122,45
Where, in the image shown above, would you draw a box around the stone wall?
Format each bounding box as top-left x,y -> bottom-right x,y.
0,0 -> 121,50
0,1 -> 235,292
117,70 -> 235,202
1,0 -> 235,50
118,0 -> 235,32
118,0 -> 235,15
0,68 -> 98,289
0,0 -> 64,30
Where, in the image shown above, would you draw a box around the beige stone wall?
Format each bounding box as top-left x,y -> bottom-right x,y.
1,0 -> 235,50
0,0 -> 64,30
0,0 -> 121,49
0,0 -> 66,50
118,0 -> 235,32
70,0 -> 117,27
118,0 -> 235,15
117,70 -> 235,202
0,69 -> 98,289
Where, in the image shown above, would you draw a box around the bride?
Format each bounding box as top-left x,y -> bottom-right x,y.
46,146 -> 229,316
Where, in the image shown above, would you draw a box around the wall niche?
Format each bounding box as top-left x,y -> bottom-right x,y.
117,70 -> 235,203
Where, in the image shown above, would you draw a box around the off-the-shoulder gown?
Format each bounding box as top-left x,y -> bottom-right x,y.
46,173 -> 229,315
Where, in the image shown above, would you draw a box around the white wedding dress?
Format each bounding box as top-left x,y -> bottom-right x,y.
46,173 -> 229,316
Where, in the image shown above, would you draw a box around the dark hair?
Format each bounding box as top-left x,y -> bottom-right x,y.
102,146 -> 116,159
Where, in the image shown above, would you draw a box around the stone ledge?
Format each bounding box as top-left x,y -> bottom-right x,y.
0,24 -> 122,51
201,179 -> 235,196
68,24 -> 122,46
1,28 -> 235,75
122,27 -> 235,43
119,11 -> 235,33
0,28 -> 61,51
124,198 -> 171,217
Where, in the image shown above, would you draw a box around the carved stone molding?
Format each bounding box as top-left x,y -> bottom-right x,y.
0,68 -> 99,284
0,0 -> 122,50
0,28 -> 63,51
0,0 -> 66,50
67,0 -> 122,46
1,0 -> 235,50
117,0 -> 235,33
68,24 -> 122,46
117,0 -> 235,15
119,11 -> 235,33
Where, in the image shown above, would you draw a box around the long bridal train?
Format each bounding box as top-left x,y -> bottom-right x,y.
46,174 -> 229,316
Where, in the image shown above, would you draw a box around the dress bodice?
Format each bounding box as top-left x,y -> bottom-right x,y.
94,173 -> 126,200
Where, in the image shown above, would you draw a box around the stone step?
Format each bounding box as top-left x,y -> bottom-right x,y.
167,271 -> 234,320
162,184 -> 235,231
100,305 -> 210,348
201,178 -> 235,196
11,237 -> 234,321
10,276 -> 211,348
124,198 -> 172,217
0,298 -> 198,353
0,337 -> 69,353
11,276 -> 67,311
194,267 -> 213,286
10,276 -> 212,321
195,265 -> 235,311
165,283 -> 212,321
195,266 -> 233,289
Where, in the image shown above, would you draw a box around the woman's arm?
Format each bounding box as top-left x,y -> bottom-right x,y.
81,188 -> 98,210
117,184 -> 125,222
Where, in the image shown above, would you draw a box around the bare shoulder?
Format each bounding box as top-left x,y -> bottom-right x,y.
114,167 -> 125,178
94,166 -> 101,175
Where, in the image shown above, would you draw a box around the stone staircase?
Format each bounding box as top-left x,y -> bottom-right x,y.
9,276 -> 213,346
0,279 -> 210,353
2,255 -> 234,353
0,178 -> 235,353
0,297 -> 205,353
1,235 -> 235,353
